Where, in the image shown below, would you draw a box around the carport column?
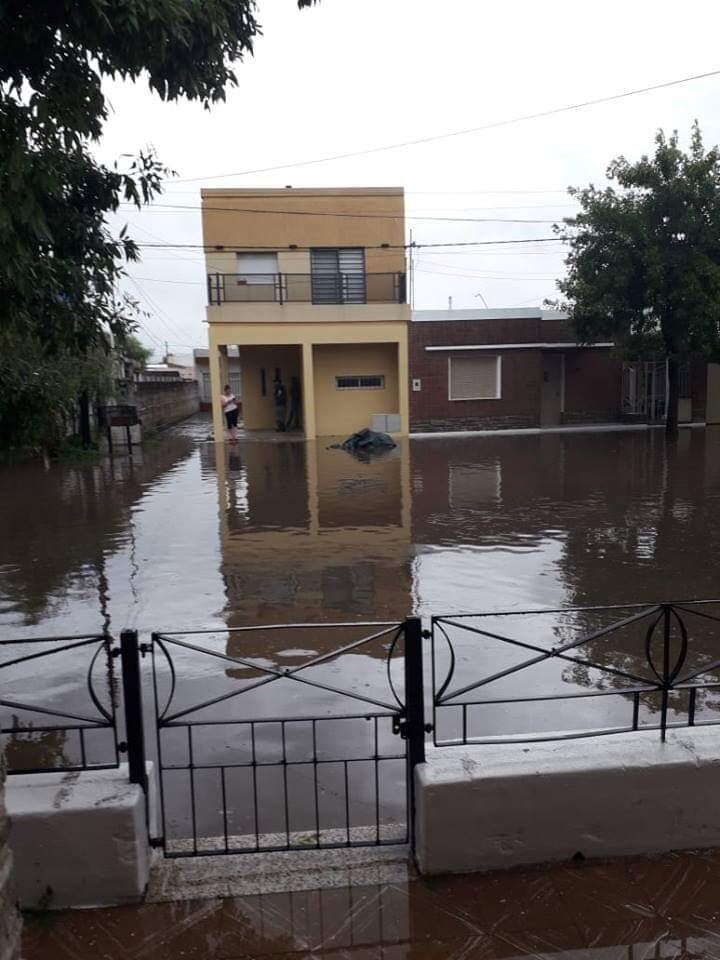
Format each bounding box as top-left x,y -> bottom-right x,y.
302,342 -> 316,439
208,340 -> 226,444
397,328 -> 410,435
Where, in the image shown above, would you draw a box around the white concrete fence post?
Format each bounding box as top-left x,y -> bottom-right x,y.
0,756 -> 22,960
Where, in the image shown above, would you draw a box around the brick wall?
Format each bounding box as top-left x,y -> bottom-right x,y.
563,348 -> 623,424
409,319 -> 627,433
409,319 -> 544,432
0,764 -> 21,960
135,380 -> 200,432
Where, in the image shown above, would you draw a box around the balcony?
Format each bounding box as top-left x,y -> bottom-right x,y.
207,272 -> 406,306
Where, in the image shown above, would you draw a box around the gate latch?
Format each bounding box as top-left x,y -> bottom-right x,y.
393,715 -> 408,739
393,716 -> 433,739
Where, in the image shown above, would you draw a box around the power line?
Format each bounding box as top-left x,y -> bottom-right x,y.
125,276 -> 197,348
161,187 -> 573,197
124,220 -> 210,268
120,201 -> 560,224
130,275 -> 205,286
408,190 -> 571,196
130,237 -> 564,252
161,186 -> 573,196
415,259 -> 561,279
416,267 -> 558,282
168,67 -> 720,183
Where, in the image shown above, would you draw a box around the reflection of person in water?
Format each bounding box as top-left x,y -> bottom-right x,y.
286,376 -> 301,431
273,374 -> 287,431
226,447 -> 242,530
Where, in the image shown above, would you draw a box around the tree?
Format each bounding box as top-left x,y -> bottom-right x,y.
555,124 -> 720,437
0,1 -> 316,449
119,334 -> 152,370
0,326 -> 115,451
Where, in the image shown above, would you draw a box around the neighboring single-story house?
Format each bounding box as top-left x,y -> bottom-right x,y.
145,353 -> 196,380
409,308 -> 717,433
193,347 -> 241,411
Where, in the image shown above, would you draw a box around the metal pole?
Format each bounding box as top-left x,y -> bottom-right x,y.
661,605 -> 671,743
403,617 -> 426,850
120,629 -> 148,791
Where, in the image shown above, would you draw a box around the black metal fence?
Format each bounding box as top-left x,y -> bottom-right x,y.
0,632 -> 120,775
147,619 -> 424,857
207,272 -> 406,306
5,601 -> 720,859
430,601 -> 720,747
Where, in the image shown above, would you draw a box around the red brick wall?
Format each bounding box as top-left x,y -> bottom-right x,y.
563,349 -> 622,424
409,319 -> 544,432
409,319 -> 626,432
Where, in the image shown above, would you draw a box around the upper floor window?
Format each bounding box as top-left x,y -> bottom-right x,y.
311,248 -> 366,304
235,252 -> 277,284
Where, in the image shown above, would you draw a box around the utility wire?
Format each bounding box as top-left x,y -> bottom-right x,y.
130,237 -> 564,252
120,201 -> 560,224
168,68 -> 720,183
416,267 -> 558,282
161,187 -> 573,196
126,276 -> 197,348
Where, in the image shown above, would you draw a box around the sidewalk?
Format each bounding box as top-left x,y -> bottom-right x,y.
21,847 -> 720,959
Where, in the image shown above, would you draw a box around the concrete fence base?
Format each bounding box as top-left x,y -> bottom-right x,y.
415,727 -> 720,875
6,764 -> 156,910
0,766 -> 21,960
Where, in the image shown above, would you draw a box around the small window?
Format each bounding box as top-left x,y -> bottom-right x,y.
260,368 -> 267,397
448,355 -> 501,401
335,375 -> 385,390
235,252 -> 278,284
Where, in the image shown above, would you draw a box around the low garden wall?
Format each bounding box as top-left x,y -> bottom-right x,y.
135,380 -> 200,432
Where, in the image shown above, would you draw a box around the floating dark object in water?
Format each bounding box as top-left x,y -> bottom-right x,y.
330,428 -> 397,460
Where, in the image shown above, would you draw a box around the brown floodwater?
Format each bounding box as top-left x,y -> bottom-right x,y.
3,417 -> 720,847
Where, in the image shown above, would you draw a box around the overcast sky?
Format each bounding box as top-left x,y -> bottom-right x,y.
98,0 -> 720,358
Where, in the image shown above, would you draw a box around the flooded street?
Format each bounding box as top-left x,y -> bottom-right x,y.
3,417 -> 720,848
3,417 -> 720,634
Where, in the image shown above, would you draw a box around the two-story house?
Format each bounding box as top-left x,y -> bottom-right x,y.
202,187 -> 410,442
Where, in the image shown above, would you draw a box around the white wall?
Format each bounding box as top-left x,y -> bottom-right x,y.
415,728 -> 720,874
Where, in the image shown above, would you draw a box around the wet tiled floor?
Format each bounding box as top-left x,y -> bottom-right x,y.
21,848 -> 720,959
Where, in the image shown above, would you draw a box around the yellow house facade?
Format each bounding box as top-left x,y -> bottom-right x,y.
202,187 -> 410,441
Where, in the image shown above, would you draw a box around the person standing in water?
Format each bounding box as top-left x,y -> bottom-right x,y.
286,376 -> 301,430
273,373 -> 287,431
220,384 -> 239,440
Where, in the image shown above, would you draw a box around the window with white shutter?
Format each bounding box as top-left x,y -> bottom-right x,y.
448,355 -> 501,400
235,252 -> 278,284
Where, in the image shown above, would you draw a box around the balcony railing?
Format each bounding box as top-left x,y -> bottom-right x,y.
207,272 -> 406,306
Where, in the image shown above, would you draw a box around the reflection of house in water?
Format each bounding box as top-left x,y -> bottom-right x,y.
411,429 -> 720,686
411,429 -> 720,583
3,725 -> 69,772
211,440 -> 413,638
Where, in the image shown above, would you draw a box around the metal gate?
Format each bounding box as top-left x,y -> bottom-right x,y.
133,619 -> 424,858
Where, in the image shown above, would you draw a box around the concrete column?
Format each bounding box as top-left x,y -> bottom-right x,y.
302,342 -> 316,440
0,763 -> 21,960
208,339 -> 226,444
397,329 -> 410,436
